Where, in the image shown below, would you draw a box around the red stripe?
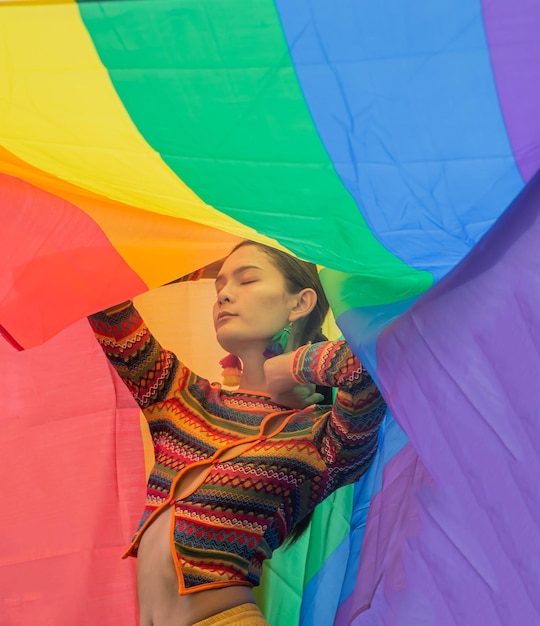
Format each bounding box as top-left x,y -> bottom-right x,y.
0,323 -> 24,351
0,320 -> 144,623
0,173 -> 147,348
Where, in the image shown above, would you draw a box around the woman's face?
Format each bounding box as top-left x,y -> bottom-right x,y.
212,245 -> 297,355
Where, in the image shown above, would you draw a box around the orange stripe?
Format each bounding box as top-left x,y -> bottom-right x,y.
0,146 -> 241,285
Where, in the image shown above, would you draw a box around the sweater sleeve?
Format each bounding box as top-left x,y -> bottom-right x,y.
88,302 -> 182,409
291,340 -> 386,494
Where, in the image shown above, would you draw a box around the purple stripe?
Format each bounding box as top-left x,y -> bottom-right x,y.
482,0 -> 540,180
335,443 -> 430,625
365,172 -> 540,624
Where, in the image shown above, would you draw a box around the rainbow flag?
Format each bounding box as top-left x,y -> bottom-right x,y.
1,1 -> 539,624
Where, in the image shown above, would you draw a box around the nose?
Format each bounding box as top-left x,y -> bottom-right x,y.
217,286 -> 234,306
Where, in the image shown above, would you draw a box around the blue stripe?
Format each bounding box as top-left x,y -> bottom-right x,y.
296,305 -> 411,621
332,297 -> 421,374
275,0 -> 524,279
300,416 -> 409,624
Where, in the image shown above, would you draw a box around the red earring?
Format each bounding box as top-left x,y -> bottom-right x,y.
219,354 -> 242,386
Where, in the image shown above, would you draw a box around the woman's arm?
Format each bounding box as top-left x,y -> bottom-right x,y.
296,340 -> 386,490
266,340 -> 385,424
292,341 -> 385,425
88,302 -> 180,409
267,340 -> 386,493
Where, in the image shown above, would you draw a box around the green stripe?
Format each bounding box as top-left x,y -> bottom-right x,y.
302,483 -> 354,582
78,0 -> 431,305
320,267 -> 428,315
255,484 -> 354,623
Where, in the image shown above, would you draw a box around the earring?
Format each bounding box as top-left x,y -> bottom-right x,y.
263,323 -> 293,359
219,354 -> 242,386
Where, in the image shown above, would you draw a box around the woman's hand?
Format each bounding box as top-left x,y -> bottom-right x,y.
264,352 -> 324,409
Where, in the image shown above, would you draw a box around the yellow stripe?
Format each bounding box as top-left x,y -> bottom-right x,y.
0,2 -> 269,245
0,1 -> 71,5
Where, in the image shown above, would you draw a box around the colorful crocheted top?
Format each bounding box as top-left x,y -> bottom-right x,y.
88,304 -> 386,595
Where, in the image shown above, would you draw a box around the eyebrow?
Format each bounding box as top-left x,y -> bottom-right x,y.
215,265 -> 263,287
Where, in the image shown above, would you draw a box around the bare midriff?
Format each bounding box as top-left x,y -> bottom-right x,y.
136,509 -> 256,626
135,411 -> 291,626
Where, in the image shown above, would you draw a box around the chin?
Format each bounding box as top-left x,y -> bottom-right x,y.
216,331 -> 265,357
215,331 -> 240,355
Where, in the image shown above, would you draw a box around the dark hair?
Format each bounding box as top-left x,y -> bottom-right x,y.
231,241 -> 329,545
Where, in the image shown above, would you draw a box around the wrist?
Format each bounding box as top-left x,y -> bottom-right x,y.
291,344 -> 309,385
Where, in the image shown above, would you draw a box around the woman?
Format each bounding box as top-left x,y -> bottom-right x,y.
89,241 -> 386,626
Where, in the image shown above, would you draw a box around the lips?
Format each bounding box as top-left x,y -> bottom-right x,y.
217,311 -> 236,323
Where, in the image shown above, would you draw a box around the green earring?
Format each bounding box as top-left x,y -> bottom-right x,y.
263,323 -> 292,359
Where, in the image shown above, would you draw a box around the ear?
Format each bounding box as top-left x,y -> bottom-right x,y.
289,288 -> 317,322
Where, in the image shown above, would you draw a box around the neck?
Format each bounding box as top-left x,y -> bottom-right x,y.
235,344 -> 268,392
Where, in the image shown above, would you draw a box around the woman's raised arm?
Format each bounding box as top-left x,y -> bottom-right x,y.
88,302 -> 180,409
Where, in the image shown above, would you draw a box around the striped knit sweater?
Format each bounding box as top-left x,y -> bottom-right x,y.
88,304 -> 386,595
